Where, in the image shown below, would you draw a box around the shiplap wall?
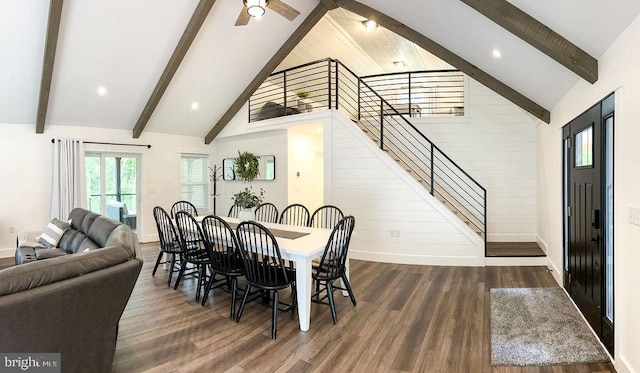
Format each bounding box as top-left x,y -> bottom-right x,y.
412,78 -> 539,242
328,112 -> 484,266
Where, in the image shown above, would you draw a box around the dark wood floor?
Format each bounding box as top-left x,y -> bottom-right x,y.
486,242 -> 546,257
111,243 -> 614,372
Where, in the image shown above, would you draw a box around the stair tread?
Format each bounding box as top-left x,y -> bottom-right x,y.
486,242 -> 545,257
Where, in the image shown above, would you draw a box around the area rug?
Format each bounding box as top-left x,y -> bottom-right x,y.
490,287 -> 610,366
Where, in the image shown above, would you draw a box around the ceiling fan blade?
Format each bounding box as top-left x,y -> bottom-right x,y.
235,6 -> 251,26
268,0 -> 300,21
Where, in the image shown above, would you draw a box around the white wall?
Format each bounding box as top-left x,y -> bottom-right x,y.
215,108 -> 333,216
0,123 -> 213,257
212,130 -> 289,217
537,14 -> 640,373
412,77 -> 539,243
287,125 -> 324,212
329,112 -> 484,266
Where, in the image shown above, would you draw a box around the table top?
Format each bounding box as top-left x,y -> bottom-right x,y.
195,215 -> 333,260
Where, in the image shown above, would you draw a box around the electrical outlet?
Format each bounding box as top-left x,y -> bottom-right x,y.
629,206 -> 640,226
9,226 -> 15,234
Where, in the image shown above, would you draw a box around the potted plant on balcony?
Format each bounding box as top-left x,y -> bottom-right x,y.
295,90 -> 311,112
231,151 -> 264,221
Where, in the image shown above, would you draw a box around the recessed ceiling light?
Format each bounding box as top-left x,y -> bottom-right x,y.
492,49 -> 502,59
362,20 -> 377,31
191,102 -> 199,110
393,61 -> 406,68
97,86 -> 107,96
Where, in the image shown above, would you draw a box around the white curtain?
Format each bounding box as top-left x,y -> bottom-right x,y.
51,139 -> 86,220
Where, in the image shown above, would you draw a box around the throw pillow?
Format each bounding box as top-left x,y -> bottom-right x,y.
37,218 -> 70,248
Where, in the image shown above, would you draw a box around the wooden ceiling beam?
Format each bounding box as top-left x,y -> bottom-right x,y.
36,0 -> 64,134
319,0 -> 339,10
132,0 -> 216,138
334,0 -> 550,123
461,0 -> 597,84
204,3 -> 329,144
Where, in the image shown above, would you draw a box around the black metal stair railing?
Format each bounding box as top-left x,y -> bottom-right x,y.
250,59 -> 487,241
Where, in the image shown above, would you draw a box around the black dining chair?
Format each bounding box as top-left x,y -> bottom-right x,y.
173,211 -> 212,302
254,202 -> 279,223
279,203 -> 310,227
311,215 -> 357,324
227,204 -> 241,219
235,221 -> 296,339
152,206 -> 183,287
200,215 -> 245,319
171,200 -> 198,219
309,205 -> 344,229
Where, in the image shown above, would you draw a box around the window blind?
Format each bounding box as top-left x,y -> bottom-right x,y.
180,153 -> 209,211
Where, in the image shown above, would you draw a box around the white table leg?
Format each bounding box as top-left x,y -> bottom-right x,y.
295,257 -> 312,332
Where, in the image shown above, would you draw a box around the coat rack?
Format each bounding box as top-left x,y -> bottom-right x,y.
209,165 -> 222,215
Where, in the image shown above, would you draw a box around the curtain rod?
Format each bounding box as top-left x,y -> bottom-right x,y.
51,139 -> 151,149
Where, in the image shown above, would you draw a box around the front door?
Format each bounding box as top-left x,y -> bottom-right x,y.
563,94 -> 614,353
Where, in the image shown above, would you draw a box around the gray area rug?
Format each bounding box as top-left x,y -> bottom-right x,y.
490,287 -> 610,366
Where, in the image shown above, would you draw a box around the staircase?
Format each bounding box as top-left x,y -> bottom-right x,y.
250,58 -> 487,247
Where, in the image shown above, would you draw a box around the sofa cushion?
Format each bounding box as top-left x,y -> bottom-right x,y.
87,217 -> 119,248
68,208 -> 91,230
37,218 -> 70,248
80,211 -> 100,234
0,246 -> 131,296
60,229 -> 100,254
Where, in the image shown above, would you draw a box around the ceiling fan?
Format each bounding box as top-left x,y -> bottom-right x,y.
235,0 -> 301,26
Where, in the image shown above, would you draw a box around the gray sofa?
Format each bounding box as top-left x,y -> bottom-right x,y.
0,208 -> 143,373
15,207 -> 140,264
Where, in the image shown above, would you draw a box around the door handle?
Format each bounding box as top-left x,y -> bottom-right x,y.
592,209 -> 600,229
591,233 -> 601,245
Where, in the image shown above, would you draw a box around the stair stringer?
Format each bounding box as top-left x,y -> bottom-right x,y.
328,111 -> 484,267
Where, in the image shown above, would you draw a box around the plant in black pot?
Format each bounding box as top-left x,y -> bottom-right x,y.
231,151 -> 264,221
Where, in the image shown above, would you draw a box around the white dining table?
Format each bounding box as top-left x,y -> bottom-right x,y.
187,215 -> 346,332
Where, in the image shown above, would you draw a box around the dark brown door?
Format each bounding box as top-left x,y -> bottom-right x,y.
563,95 -> 614,353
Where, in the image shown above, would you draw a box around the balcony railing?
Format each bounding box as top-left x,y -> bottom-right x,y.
249,59 -> 486,242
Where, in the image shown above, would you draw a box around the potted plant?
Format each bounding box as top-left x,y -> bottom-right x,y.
231,151 -> 264,221
295,90 -> 312,113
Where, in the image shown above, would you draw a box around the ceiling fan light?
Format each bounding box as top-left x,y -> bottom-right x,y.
245,0 -> 267,17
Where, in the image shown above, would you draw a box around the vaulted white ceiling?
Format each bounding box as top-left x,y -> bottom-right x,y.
2,0 -> 639,139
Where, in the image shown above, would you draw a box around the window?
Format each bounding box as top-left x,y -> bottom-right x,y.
574,126 -> 593,167
85,153 -> 138,230
604,115 -> 614,322
181,154 -> 209,211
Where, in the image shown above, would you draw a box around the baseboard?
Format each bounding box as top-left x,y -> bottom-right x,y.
616,354 -> 636,373
487,234 -> 537,242
0,248 -> 14,259
141,233 -> 159,243
546,255 -> 563,285
484,256 -> 548,266
535,235 -> 549,255
350,250 -> 484,267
